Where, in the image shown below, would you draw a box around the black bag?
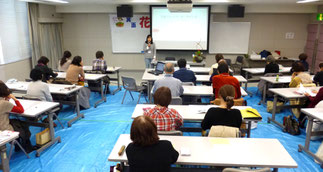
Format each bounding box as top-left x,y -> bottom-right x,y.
283,115 -> 300,135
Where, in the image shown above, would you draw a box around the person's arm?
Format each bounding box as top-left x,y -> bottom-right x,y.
143,43 -> 148,52
289,77 -> 301,88
167,141 -> 179,164
44,85 -> 53,102
264,65 -> 269,74
153,43 -> 157,60
192,71 -> 196,83
314,73 -> 319,83
174,110 -> 183,129
9,94 -> 24,113
103,60 -> 107,71
201,109 -> 213,130
234,79 -> 241,98
48,67 -> 58,78
308,88 -> 323,107
237,110 -> 243,128
179,82 -> 184,96
80,67 -> 85,78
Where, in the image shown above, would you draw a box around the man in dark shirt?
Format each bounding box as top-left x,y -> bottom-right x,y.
173,58 -> 196,84
314,62 -> 323,86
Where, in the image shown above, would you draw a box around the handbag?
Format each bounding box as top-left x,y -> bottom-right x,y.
267,100 -> 283,113
283,115 -> 300,135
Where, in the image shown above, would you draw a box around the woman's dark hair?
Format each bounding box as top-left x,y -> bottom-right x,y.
38,56 -> 49,65
0,82 -> 11,98
130,115 -> 159,147
154,87 -> 172,107
217,63 -> 229,74
319,63 -> 323,68
299,53 -> 308,61
30,69 -> 43,81
177,58 -> 187,68
215,54 -> 224,63
71,56 -> 82,66
292,62 -> 305,72
145,34 -> 153,44
96,51 -> 104,59
60,51 -> 72,66
218,85 -> 235,109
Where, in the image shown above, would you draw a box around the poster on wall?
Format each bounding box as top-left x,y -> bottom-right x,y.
109,15 -> 150,53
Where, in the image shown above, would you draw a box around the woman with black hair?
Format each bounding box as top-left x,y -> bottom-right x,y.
58,51 -> 72,72
142,34 -> 156,68
27,68 -> 53,102
66,56 -> 85,85
34,56 -> 58,82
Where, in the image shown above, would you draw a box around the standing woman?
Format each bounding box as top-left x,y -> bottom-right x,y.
58,51 -> 72,72
143,34 -> 156,68
66,56 -> 85,85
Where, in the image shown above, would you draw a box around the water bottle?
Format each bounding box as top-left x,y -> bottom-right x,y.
276,74 -> 279,82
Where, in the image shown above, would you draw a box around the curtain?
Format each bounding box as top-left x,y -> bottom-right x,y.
28,3 -> 40,67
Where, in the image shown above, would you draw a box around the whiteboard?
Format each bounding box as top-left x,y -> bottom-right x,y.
110,15 -> 150,53
209,22 -> 251,54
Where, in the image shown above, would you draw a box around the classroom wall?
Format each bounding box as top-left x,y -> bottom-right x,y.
0,59 -> 32,81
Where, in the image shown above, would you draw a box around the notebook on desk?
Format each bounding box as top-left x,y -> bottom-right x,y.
240,108 -> 262,120
148,61 -> 165,75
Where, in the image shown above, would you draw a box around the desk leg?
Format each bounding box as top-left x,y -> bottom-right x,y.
261,82 -> 267,105
247,121 -> 251,138
94,79 -> 107,108
112,70 -> 121,95
245,72 -> 249,90
0,145 -> 9,172
268,94 -> 285,129
148,81 -> 152,103
273,168 -> 278,172
36,111 -> 61,157
68,92 -> 84,127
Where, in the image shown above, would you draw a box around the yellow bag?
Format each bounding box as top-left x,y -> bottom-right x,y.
36,128 -> 50,145
267,101 -> 284,113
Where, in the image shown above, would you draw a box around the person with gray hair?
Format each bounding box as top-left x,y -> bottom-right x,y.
152,63 -> 184,97
264,55 -> 279,74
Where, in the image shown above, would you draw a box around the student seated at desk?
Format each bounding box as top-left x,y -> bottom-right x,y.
0,82 -> 34,153
314,63 -> 323,86
126,115 -> 179,172
201,85 -> 242,131
209,54 -> 224,75
173,58 -> 196,84
27,69 -> 53,102
144,87 -> 183,131
92,50 -> 107,71
291,53 -> 309,73
66,56 -> 85,85
58,50 -> 72,72
34,56 -> 58,82
264,55 -> 279,74
289,62 -> 313,88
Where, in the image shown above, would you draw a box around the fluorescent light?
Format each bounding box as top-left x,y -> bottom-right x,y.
297,0 -> 320,3
201,0 -> 229,2
20,0 -> 69,3
132,0 -> 160,2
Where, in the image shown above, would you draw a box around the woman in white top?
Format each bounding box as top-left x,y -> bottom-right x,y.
209,54 -> 224,75
58,51 -> 72,72
27,68 -> 53,102
143,35 -> 156,69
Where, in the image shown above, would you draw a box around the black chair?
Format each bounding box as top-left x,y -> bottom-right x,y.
165,57 -> 176,61
232,56 -> 244,74
224,59 -> 232,66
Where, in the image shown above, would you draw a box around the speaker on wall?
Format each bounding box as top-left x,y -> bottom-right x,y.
228,5 -> 245,18
117,5 -> 133,18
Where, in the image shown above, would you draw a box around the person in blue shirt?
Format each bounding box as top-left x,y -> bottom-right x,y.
173,59 -> 196,85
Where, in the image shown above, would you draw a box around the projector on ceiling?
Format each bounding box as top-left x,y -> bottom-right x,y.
167,0 -> 193,12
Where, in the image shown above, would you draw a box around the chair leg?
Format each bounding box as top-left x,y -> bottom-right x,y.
137,92 -> 142,104
121,90 -> 127,104
54,114 -> 64,129
144,92 -> 148,103
129,91 -> 134,100
9,140 -> 30,160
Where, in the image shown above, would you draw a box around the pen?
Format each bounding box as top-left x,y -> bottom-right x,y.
118,145 -> 126,156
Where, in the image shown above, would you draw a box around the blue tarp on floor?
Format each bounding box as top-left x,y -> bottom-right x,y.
6,86 -> 323,172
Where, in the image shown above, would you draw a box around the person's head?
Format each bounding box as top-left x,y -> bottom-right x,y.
71,56 -> 83,66
145,34 -> 153,44
215,54 -> 224,63
319,63 -> 323,71
60,51 -> 72,66
299,53 -> 308,61
96,51 -> 104,59
266,55 -> 276,64
30,69 -> 43,81
0,82 -> 10,98
38,56 -> 49,65
177,58 -> 187,68
164,63 -> 174,74
292,62 -> 305,73
130,115 -> 159,147
153,87 -> 172,107
217,62 -> 229,74
218,85 -> 235,109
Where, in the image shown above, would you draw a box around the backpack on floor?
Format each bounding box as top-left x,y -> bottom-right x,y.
283,115 -> 300,135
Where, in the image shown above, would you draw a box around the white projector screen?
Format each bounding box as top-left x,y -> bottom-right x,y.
151,6 -> 210,50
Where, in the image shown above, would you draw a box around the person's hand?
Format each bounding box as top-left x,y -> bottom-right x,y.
79,76 -> 84,81
291,72 -> 297,79
8,94 -> 17,101
304,93 -> 310,97
148,43 -> 151,47
312,90 -> 318,94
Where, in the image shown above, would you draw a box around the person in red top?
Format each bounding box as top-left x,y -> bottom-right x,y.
0,81 -> 34,153
143,87 -> 183,131
212,63 -> 241,99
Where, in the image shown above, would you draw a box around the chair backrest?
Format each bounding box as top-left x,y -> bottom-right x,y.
213,98 -> 245,106
236,56 -> 244,64
22,95 -> 41,101
122,76 -> 137,90
223,168 -> 271,172
208,125 -> 240,138
158,130 -> 183,136
170,97 -> 182,105
182,82 -> 194,86
165,57 -> 176,61
225,59 -> 232,66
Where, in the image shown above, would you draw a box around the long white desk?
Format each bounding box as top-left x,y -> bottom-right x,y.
183,85 -> 248,97
108,134 -> 298,171
57,72 -> 107,108
132,104 -> 261,138
298,108 -> 323,168
83,66 -> 122,95
152,60 -> 206,67
7,81 -> 83,127
267,87 -> 320,130
0,131 -> 19,172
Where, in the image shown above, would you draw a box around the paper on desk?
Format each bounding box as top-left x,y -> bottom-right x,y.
296,83 -> 316,97
209,138 -> 230,145
180,147 -> 191,156
188,105 -> 217,114
0,130 -> 18,142
277,77 -> 291,83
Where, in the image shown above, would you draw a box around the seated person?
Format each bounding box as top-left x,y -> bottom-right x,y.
126,115 -> 179,172
289,62 -> 313,88
291,53 -> 309,73
212,63 -> 241,99
152,63 -> 183,97
209,54 -> 224,75
264,55 -> 279,74
0,82 -> 34,153
58,51 -> 72,72
66,56 -> 85,85
209,59 -> 228,81
34,56 -> 58,82
173,58 -> 196,84
305,87 -> 323,108
144,87 -> 183,131
27,69 -> 53,102
201,85 -> 242,131
92,50 -> 107,72
314,63 -> 323,86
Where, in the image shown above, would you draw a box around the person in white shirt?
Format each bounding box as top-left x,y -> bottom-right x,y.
27,69 -> 53,102
209,54 -> 224,75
